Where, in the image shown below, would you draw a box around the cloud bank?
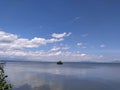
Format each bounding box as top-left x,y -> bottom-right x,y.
0,31 -> 67,50
0,31 -> 119,62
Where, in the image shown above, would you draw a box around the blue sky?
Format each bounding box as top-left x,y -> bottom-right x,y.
0,0 -> 120,62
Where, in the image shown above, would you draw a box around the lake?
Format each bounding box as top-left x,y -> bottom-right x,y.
4,62 -> 120,90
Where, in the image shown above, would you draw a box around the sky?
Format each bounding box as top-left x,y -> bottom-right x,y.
0,0 -> 120,62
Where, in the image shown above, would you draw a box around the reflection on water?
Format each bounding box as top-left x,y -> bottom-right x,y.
4,62 -> 120,90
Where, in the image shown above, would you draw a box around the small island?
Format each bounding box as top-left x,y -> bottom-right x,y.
57,61 -> 63,65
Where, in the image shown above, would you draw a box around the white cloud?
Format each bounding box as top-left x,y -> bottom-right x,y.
77,43 -> 83,47
100,44 -> 106,48
77,42 -> 87,48
50,46 -> 61,51
52,32 -> 71,38
0,31 -> 77,61
61,46 -> 70,50
0,31 -> 18,43
0,31 -> 67,50
50,46 -> 70,51
0,31 -> 119,62
0,50 -> 88,61
80,54 -> 86,57
0,49 -> 119,62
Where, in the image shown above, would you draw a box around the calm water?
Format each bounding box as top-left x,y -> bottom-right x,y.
4,62 -> 120,90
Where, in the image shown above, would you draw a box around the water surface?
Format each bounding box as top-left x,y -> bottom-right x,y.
5,62 -> 120,90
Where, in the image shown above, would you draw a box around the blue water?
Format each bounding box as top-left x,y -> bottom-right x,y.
4,62 -> 120,90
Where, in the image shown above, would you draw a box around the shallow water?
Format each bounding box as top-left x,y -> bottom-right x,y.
4,62 -> 120,90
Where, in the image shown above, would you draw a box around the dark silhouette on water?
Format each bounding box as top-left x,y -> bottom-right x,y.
57,61 -> 63,65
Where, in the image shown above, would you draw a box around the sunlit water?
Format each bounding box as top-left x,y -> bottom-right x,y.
4,62 -> 120,90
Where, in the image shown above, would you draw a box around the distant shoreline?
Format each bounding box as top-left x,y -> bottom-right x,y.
1,60 -> 120,64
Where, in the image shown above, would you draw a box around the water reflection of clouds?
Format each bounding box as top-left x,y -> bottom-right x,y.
4,63 -> 120,90
5,69 -> 47,88
6,70 -> 65,90
5,63 -> 88,76
5,63 -> 89,89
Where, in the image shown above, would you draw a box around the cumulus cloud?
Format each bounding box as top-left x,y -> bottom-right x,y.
0,31 -> 67,50
0,31 -> 118,62
0,31 -> 18,43
52,32 -> 71,38
0,31 -> 78,61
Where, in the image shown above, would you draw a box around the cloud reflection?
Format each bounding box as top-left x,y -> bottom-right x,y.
4,62 -> 120,90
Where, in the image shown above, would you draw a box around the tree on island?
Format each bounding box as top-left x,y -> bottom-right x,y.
0,65 -> 12,90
